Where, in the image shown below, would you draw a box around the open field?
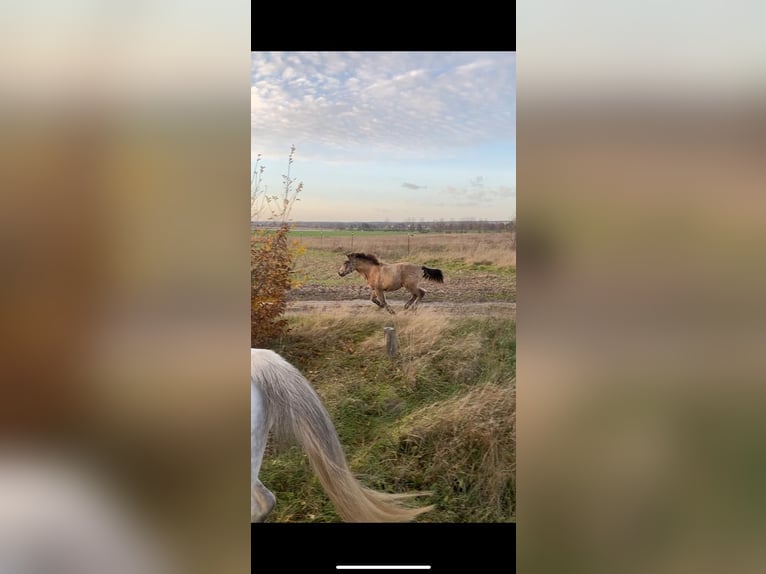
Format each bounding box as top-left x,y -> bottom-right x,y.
288,231 -> 516,305
292,229 -> 516,267
259,231 -> 516,522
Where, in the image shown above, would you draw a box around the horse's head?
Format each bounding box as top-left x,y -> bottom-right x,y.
338,255 -> 355,277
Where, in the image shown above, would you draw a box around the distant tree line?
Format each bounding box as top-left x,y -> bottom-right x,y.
252,219 -> 515,233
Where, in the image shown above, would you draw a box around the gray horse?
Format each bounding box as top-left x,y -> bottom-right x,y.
251,348 -> 432,522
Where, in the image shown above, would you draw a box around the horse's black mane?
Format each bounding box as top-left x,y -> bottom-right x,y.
348,252 -> 381,265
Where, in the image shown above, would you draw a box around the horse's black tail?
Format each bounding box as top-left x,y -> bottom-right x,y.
421,266 -> 444,283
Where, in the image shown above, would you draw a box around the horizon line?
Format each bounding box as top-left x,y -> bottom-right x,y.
250,219 -> 516,224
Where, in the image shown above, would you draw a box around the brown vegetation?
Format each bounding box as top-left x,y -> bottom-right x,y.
251,147 -> 304,347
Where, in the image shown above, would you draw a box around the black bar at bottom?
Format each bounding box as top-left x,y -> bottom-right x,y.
251,522 -> 515,573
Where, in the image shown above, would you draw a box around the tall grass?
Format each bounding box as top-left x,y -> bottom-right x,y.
262,310 -> 516,522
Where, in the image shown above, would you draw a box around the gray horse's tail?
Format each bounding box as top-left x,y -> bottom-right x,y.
421,266 -> 444,283
253,349 -> 433,522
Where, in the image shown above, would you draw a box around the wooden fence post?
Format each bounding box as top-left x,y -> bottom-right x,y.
384,326 -> 398,358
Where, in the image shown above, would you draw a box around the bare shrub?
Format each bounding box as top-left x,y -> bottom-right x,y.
251,146 -> 304,347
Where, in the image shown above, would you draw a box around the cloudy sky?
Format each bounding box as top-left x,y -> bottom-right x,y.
251,52 -> 516,222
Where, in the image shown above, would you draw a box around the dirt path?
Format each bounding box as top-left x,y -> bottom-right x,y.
285,272 -> 515,316
285,299 -> 516,317
287,274 -> 515,304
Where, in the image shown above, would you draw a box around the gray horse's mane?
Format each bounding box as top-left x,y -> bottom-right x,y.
348,252 -> 381,265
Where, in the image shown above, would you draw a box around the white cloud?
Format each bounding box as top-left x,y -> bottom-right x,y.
455,59 -> 493,74
250,51 -> 516,161
443,179 -> 516,206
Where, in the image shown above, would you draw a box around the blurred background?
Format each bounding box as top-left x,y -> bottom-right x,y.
517,2 -> 766,573
2,1 -> 766,573
0,2 -> 250,573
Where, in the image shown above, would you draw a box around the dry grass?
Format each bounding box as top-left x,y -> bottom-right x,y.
297,231 -> 516,269
260,229 -> 515,523
263,310 -> 515,522
395,381 -> 516,520
354,309 -> 459,385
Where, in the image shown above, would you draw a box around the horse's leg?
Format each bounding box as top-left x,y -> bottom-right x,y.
404,288 -> 418,310
252,479 -> 276,522
252,382 -> 276,522
371,293 -> 383,307
411,287 -> 426,310
377,288 -> 395,315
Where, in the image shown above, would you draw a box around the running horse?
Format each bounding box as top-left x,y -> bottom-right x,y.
338,252 -> 444,314
251,348 -> 433,522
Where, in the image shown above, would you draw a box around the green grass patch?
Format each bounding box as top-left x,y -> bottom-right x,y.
290,229 -> 392,238
290,247 -> 516,289
422,258 -> 517,276
261,313 -> 516,523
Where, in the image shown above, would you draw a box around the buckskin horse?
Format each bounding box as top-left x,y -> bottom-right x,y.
337,252 -> 444,314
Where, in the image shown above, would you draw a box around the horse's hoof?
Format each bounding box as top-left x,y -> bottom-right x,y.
251,483 -> 276,523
